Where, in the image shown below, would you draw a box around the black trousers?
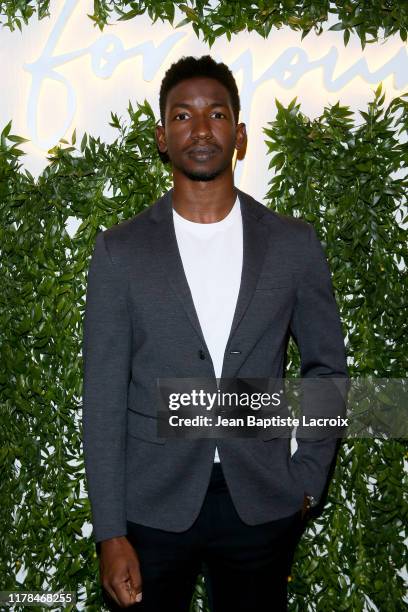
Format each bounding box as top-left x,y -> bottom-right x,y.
103,463 -> 306,612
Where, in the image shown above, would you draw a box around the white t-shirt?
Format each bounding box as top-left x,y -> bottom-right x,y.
173,195 -> 243,462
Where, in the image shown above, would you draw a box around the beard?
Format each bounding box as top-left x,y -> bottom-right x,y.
176,155 -> 232,182
182,168 -> 223,182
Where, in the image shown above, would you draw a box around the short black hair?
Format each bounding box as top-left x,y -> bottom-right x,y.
159,55 -> 240,126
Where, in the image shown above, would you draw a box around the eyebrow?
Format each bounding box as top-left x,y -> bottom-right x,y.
169,102 -> 229,111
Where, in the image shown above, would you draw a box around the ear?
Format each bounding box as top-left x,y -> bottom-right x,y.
155,124 -> 167,153
235,122 -> 247,151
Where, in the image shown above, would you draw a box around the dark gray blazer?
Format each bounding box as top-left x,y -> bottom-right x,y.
82,187 -> 348,544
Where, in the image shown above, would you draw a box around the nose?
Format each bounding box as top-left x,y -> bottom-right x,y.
190,114 -> 212,140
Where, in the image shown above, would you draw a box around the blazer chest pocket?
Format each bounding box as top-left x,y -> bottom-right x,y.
127,409 -> 166,445
255,272 -> 292,291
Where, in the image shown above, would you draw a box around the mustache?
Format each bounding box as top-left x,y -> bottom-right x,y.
184,143 -> 221,154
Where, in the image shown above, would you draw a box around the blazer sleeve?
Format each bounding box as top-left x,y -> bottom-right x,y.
82,230 -> 132,544
289,223 -> 349,505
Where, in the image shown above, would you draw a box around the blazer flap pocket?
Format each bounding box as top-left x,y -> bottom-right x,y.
261,425 -> 293,441
260,405 -> 294,440
127,410 -> 166,445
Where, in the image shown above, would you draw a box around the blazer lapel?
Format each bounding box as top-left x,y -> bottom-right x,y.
220,189 -> 271,378
227,189 -> 271,343
149,189 -> 210,352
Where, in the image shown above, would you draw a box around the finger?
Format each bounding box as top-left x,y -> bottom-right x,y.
125,576 -> 143,604
114,579 -> 142,607
127,563 -> 143,602
103,584 -> 122,608
100,566 -> 125,608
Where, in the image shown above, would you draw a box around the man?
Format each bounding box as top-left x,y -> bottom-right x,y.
82,55 -> 348,611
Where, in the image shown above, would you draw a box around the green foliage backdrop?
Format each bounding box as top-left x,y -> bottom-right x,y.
0,2 -> 407,611
1,89 -> 407,612
1,0 -> 408,46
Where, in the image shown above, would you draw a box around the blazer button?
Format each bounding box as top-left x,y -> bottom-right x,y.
199,350 -> 206,360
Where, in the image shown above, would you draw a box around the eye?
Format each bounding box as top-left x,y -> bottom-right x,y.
174,112 -> 190,120
212,111 -> 226,119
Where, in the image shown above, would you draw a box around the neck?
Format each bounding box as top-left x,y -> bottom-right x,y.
172,171 -> 236,223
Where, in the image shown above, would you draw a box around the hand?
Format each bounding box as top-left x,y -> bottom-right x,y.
99,536 -> 142,608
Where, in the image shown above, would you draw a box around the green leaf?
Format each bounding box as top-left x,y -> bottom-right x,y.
117,9 -> 143,21
329,22 -> 344,32
1,120 -> 12,140
8,135 -> 30,144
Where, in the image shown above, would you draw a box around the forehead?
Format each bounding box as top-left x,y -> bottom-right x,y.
166,77 -> 232,110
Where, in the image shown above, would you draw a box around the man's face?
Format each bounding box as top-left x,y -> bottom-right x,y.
156,77 -> 246,181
